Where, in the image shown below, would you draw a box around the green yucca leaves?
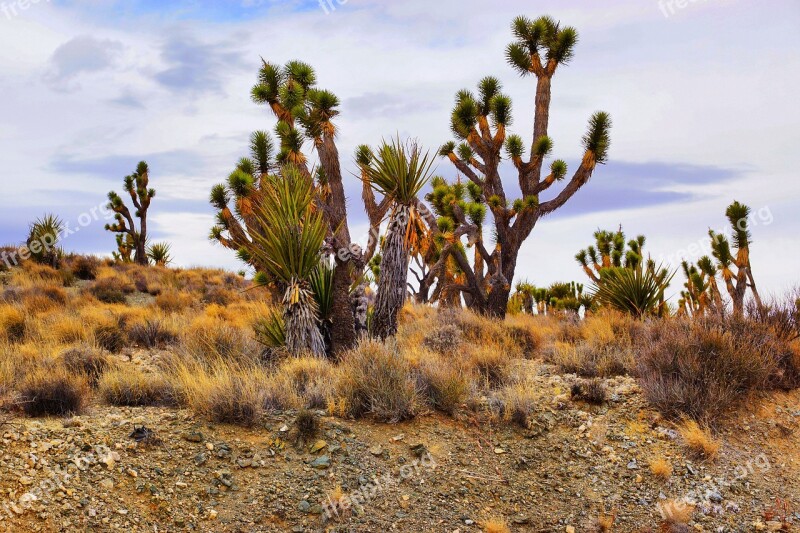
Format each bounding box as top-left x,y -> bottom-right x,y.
254,308 -> 286,349
490,94 -> 513,127
551,159 -> 568,180
250,130 -> 274,174
533,135 -> 553,157
438,142 -> 456,158
309,261 -> 334,322
592,264 -> 674,318
583,111 -> 612,164
147,242 -> 173,266
505,135 -> 524,159
364,137 -> 435,206
249,167 -> 326,285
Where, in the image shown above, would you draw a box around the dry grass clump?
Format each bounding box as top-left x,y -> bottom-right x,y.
570,378 -> 607,405
650,457 -> 673,481
128,318 -> 179,349
638,316 -> 793,423
278,357 -> 334,409
61,346 -> 110,387
497,382 -> 538,428
47,314 -> 89,344
68,255 -> 99,280
481,517 -> 510,533
99,369 -> 173,407
677,418 -> 720,460
467,344 -> 513,388
86,277 -> 128,304
658,498 -> 695,526
19,367 -> 89,417
0,304 -> 26,342
335,339 -> 418,422
181,316 -> 260,362
417,356 -> 469,414
91,314 -> 128,353
166,357 -> 285,425
502,313 -> 543,356
155,290 -> 194,313
201,286 -> 239,306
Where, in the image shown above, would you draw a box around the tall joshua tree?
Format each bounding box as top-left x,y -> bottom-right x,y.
438,15 -> 611,317
709,200 -> 763,317
361,138 -> 435,339
248,167 -> 327,357
212,61 -> 385,354
106,161 -> 154,266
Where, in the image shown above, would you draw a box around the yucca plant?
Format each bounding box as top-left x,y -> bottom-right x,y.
26,214 -> 63,267
249,167 -> 327,357
254,308 -> 286,349
592,264 -> 674,318
362,138 -> 435,339
105,161 -> 155,265
308,261 -> 334,352
146,242 -> 173,266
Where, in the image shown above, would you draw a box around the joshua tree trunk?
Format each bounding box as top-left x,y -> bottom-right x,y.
372,205 -> 411,340
135,217 -> 148,266
283,280 -> 326,358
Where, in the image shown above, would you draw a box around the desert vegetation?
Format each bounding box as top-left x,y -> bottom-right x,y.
1,11 -> 798,532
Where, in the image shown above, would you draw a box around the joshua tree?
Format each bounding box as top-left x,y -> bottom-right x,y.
26,214 -> 63,267
575,228 -> 646,283
105,161 -> 154,266
438,15 -> 611,317
709,201 -> 762,316
212,61 -> 385,354
248,167 -> 327,357
147,242 -> 173,266
360,138 -> 435,339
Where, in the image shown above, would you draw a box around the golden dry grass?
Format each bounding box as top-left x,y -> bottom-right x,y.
649,457 -> 673,480
481,517 -> 510,533
678,418 -> 720,460
658,498 -> 695,525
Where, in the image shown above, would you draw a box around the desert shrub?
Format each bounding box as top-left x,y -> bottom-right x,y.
205,374 -> 263,426
467,344 -> 512,388
155,290 -> 193,313
182,316 -> 260,362
650,457 -> 673,480
502,321 -> 541,356
548,342 -> 633,378
19,367 -> 89,417
0,305 -> 26,342
71,256 -> 99,280
495,383 -> 538,428
202,286 -> 238,306
61,346 -> 110,387
99,369 -> 173,407
93,315 -> 128,353
87,278 -> 127,304
58,268 -> 76,287
48,315 -> 88,344
638,317 -> 793,423
335,339 -> 418,422
422,324 -> 463,354
417,356 -> 469,414
262,373 -> 302,411
278,357 -> 334,409
570,378 -> 607,404
129,318 -> 179,349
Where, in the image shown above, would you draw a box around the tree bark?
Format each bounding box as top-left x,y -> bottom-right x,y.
372,206 -> 410,340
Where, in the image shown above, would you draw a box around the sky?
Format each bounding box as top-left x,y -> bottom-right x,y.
0,0 -> 799,299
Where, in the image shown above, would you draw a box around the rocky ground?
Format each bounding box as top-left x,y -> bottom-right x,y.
1,369 -> 799,532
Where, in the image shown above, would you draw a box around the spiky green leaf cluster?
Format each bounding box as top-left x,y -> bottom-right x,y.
364,137 -> 435,205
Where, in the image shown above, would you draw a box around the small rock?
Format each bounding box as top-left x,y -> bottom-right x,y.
370,445 -> 383,456
310,455 -> 330,469
310,440 -> 327,454
183,431 -> 204,443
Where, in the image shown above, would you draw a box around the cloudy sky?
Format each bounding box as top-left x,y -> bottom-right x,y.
1,0 -> 798,298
